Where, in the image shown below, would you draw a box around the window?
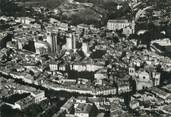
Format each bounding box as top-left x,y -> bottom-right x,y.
129,69 -> 133,73
143,86 -> 146,89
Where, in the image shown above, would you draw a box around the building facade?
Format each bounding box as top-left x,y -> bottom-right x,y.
107,20 -> 135,35
66,32 -> 76,51
46,31 -> 59,54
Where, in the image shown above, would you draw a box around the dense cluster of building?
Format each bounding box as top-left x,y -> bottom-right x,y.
1,0 -> 171,116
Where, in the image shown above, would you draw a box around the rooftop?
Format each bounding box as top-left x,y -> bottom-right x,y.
15,95 -> 34,107
162,84 -> 171,92
75,103 -> 93,113
61,97 -> 75,110
150,87 -> 170,98
108,19 -> 129,23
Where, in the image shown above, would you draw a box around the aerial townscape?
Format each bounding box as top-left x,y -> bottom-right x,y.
1,0 -> 171,117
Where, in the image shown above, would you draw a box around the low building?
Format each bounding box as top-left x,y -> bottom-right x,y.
150,87 -> 170,100
20,73 -> 34,84
49,62 -> 60,71
58,22 -> 69,31
15,17 -> 35,25
88,97 -> 110,111
60,79 -> 77,85
75,103 -> 93,117
151,38 -> 171,47
129,100 -> 139,110
163,84 -> 171,93
95,88 -> 117,95
118,84 -> 130,94
77,78 -> 90,85
110,101 -> 125,117
94,71 -> 108,80
15,95 -> 35,110
34,41 -> 49,55
61,97 -> 75,114
162,104 -> 171,115
76,97 -> 87,104
116,75 -> 130,94
72,63 -> 104,72
31,90 -> 47,103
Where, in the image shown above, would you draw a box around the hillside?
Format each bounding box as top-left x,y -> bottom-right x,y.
2,0 -> 171,26
15,0 -> 67,8
57,2 -> 108,26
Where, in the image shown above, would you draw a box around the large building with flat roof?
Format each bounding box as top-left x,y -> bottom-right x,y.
107,20 -> 135,36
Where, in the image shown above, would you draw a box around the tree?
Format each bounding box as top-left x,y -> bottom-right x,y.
0,0 -> 22,16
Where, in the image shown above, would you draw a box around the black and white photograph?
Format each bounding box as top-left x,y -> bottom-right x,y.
0,0 -> 171,117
